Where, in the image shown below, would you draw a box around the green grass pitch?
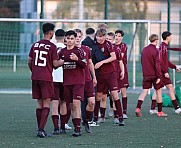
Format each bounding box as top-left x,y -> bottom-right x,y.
0,93 -> 181,148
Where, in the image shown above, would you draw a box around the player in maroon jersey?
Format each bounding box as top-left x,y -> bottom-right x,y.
28,23 -> 64,138
114,30 -> 129,119
151,31 -> 181,115
59,30 -> 86,137
98,32 -> 116,123
51,29 -> 72,135
93,28 -> 125,126
74,29 -> 97,133
135,34 -> 167,117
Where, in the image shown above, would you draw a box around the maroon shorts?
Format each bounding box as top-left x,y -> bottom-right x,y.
32,80 -> 54,100
52,82 -> 64,101
97,72 -> 118,93
64,84 -> 84,103
142,77 -> 163,90
162,77 -> 172,86
84,80 -> 95,98
118,71 -> 129,89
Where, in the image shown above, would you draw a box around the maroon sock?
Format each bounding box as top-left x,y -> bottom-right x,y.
65,104 -> 71,124
58,103 -> 60,115
100,107 -> 106,118
93,101 -> 100,121
85,110 -> 92,122
60,114 -> 67,130
113,110 -> 118,118
36,108 -> 42,129
114,99 -> 123,119
72,118 -> 81,132
136,100 -> 143,109
172,100 -> 179,110
51,115 -> 59,130
109,96 -> 113,108
122,97 -> 127,114
151,100 -> 157,110
39,107 -> 50,131
157,102 -> 162,112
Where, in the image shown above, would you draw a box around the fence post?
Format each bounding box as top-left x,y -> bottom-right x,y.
13,54 -> 16,72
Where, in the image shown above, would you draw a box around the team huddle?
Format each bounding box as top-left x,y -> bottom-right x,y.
28,22 -> 181,138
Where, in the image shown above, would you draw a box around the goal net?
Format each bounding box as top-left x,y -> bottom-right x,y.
0,18 -> 180,93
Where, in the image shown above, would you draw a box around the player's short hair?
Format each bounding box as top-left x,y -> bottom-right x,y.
149,34 -> 158,42
65,30 -> 77,37
55,29 -> 65,37
162,31 -> 172,40
107,32 -> 115,38
42,23 -> 55,34
115,30 -> 124,37
96,28 -> 107,37
97,23 -> 108,30
74,28 -> 83,36
86,28 -> 95,35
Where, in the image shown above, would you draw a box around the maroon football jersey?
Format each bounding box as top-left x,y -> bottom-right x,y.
114,42 -> 128,75
159,42 -> 176,75
141,44 -> 162,79
113,44 -> 123,77
59,46 -> 86,85
96,40 -> 115,74
81,45 -> 92,82
29,39 -> 58,82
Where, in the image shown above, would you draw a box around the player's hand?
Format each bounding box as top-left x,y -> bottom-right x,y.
93,77 -> 97,87
176,67 -> 181,72
156,78 -> 160,84
59,59 -> 64,66
164,73 -> 170,78
95,61 -> 103,69
120,72 -> 124,80
70,53 -> 78,61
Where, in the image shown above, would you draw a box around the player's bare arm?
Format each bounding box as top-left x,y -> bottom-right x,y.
176,67 -> 181,72
28,57 -> 32,72
156,78 -> 161,84
95,52 -> 116,69
53,59 -> 64,68
119,60 -> 124,80
88,59 -> 97,86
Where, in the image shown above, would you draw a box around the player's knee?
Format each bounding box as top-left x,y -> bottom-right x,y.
88,100 -> 95,108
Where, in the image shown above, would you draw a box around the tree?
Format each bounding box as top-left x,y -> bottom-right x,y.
0,0 -> 21,18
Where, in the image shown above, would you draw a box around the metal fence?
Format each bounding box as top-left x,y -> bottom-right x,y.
0,18 -> 181,91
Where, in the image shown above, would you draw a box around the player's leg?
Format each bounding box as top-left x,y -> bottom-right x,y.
166,84 -> 181,114
71,84 -> 84,137
51,100 -> 60,134
120,87 -> 128,119
99,93 -> 107,123
156,88 -> 167,117
93,92 -> 102,124
150,90 -> 158,115
135,89 -> 149,117
37,98 -> 51,138
111,90 -> 124,126
71,99 -> 82,137
108,92 -> 114,117
59,99 -> 67,133
51,82 -> 60,135
36,99 -> 43,130
83,96 -> 95,133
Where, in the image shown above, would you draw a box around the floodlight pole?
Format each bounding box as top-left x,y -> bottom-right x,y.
104,0 -> 108,20
167,0 -> 170,59
40,0 -> 44,39
167,0 -> 170,32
